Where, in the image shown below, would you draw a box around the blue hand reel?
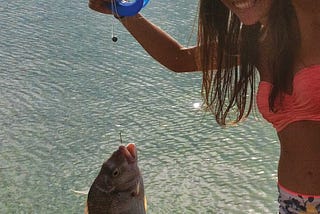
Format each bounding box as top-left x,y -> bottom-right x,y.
109,0 -> 150,17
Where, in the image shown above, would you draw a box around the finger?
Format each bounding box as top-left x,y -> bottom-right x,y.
88,0 -> 111,14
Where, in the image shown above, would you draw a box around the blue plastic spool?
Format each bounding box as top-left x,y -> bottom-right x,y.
109,0 -> 150,17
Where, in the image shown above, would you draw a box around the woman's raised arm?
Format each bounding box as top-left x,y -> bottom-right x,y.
88,0 -> 200,72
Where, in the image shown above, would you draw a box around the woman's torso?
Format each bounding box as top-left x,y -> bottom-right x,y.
257,2 -> 320,195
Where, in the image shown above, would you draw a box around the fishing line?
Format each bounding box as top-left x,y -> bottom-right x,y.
111,17 -> 118,42
119,132 -> 123,144
110,0 -> 119,42
110,0 -> 126,141
108,0 -> 150,140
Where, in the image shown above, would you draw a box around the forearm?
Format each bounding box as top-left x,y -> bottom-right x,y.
118,14 -> 199,72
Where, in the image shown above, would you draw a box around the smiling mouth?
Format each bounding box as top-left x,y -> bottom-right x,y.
232,0 -> 257,9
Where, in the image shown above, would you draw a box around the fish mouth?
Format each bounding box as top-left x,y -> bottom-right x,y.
119,143 -> 137,163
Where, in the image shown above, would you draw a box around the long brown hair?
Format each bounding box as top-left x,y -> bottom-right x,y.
197,0 -> 300,125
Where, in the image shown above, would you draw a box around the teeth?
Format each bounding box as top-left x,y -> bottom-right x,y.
232,0 -> 256,9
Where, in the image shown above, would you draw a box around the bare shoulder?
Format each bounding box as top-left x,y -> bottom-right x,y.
292,0 -> 320,66
291,0 -> 320,13
291,0 -> 320,32
292,0 -> 320,23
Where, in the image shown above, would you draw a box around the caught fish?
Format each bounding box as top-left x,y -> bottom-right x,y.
85,143 -> 147,214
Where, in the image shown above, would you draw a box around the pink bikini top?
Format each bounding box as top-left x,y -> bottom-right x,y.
257,65 -> 320,132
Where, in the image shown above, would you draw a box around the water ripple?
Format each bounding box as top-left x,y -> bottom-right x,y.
1,0 -> 278,213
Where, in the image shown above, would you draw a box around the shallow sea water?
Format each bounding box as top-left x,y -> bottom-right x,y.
0,0 -> 279,213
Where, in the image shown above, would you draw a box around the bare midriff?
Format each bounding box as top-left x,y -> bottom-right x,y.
277,120 -> 320,195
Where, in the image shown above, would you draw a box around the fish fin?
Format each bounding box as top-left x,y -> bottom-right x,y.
136,182 -> 140,195
144,195 -> 147,212
71,189 -> 89,195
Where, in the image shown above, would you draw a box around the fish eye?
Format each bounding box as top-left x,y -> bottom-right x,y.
112,168 -> 120,177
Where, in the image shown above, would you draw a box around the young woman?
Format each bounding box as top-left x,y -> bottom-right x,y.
89,0 -> 320,213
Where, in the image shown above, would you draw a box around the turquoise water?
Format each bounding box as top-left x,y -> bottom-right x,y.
0,0 -> 279,213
